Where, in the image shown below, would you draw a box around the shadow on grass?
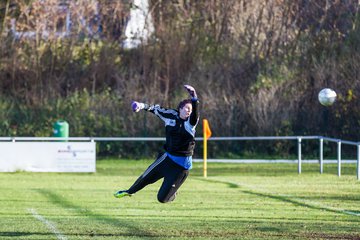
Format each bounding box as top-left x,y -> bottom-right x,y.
197,178 -> 360,218
34,189 -> 157,238
0,232 -> 38,237
0,231 -> 161,238
191,163 -> 358,177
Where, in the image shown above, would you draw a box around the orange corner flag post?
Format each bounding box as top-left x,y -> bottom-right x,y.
203,119 -> 212,177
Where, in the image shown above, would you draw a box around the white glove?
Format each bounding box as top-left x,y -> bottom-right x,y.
131,101 -> 145,112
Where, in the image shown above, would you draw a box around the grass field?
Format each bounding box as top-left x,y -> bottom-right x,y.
0,159 -> 359,240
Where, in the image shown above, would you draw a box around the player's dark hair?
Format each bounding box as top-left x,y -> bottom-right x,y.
177,99 -> 192,111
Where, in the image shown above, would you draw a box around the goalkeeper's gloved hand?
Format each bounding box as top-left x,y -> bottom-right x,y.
184,84 -> 197,99
131,101 -> 145,112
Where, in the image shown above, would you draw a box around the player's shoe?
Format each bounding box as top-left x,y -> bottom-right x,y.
114,190 -> 132,199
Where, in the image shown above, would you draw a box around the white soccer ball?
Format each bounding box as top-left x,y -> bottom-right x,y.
318,88 -> 337,106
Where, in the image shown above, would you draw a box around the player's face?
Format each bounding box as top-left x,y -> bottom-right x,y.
179,103 -> 192,120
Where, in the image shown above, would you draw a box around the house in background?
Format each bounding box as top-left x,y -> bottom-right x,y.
7,0 -> 154,48
122,0 -> 154,49
9,0 -> 101,39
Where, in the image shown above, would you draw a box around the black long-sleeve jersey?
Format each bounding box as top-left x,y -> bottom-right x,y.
144,99 -> 199,156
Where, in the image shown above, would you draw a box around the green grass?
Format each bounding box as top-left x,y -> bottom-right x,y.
0,159 -> 359,239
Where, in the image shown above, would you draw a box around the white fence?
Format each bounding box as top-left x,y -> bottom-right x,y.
0,136 -> 359,180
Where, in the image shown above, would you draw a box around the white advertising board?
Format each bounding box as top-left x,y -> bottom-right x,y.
0,142 -> 96,172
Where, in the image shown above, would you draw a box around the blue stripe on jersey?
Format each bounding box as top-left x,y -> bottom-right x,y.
166,152 -> 192,170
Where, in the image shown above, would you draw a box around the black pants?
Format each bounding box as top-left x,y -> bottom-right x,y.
127,152 -> 189,203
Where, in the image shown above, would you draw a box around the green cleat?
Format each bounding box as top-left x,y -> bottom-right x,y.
114,190 -> 132,199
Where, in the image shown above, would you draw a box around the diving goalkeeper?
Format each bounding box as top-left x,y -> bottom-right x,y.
114,85 -> 199,203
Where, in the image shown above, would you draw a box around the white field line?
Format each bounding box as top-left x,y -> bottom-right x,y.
28,208 -> 67,240
291,198 -> 360,217
343,211 -> 360,216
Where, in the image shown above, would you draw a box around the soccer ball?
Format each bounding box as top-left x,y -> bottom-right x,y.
318,88 -> 337,106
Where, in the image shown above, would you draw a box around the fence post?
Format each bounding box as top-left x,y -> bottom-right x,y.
298,137 -> 302,174
319,138 -> 323,174
357,144 -> 360,180
337,141 -> 341,177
